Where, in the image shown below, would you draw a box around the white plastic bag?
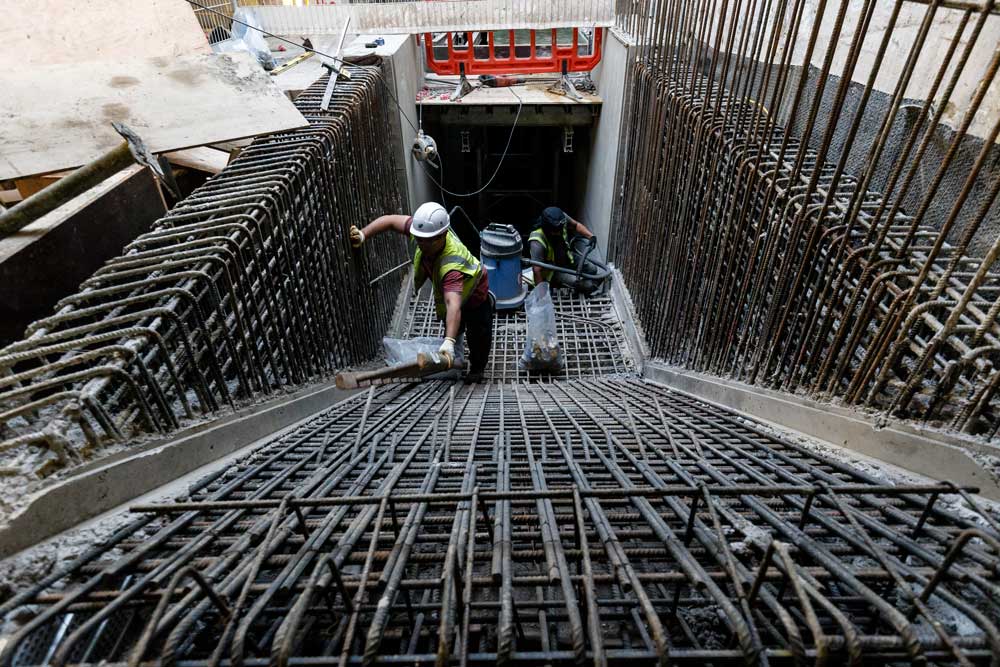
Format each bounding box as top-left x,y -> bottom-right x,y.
519,283 -> 563,372
383,336 -> 465,367
211,8 -> 276,70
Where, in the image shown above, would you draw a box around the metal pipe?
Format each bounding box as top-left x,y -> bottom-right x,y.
0,142 -> 134,237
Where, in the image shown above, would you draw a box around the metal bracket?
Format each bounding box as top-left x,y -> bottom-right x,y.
547,61 -> 583,102
453,63 -> 475,102
112,122 -> 180,198
320,17 -> 353,111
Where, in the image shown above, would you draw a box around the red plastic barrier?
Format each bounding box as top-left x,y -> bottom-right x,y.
423,28 -> 603,75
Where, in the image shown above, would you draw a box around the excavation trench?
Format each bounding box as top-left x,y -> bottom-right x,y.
2,14 -> 1000,664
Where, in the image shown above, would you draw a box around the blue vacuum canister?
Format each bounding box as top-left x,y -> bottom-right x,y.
480,223 -> 528,310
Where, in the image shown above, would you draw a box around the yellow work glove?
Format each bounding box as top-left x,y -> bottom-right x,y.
349,225 -> 365,248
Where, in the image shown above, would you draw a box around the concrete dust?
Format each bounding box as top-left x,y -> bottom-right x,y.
0,372 -> 339,532
0,510 -> 135,611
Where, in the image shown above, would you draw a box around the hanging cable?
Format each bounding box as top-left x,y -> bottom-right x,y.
419,87 -> 523,198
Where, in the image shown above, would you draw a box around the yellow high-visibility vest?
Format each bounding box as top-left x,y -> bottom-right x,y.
528,226 -> 572,283
413,230 -> 484,318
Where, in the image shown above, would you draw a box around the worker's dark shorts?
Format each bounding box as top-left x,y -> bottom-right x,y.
460,293 -> 495,375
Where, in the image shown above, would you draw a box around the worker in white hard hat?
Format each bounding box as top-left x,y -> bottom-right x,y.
350,202 -> 494,382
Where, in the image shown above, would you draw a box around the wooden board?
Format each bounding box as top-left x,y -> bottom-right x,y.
0,52 -> 308,181
165,147 -> 230,174
1,0 -> 210,67
417,81 -> 602,106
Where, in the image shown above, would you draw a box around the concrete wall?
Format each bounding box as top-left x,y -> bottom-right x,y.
580,29 -> 633,257
384,36 -> 435,214
703,0 -> 1000,142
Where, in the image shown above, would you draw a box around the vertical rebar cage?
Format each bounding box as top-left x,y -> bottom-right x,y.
0,68 -> 407,481
611,0 -> 1000,435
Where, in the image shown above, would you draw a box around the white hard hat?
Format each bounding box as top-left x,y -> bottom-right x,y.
410,202 -> 450,238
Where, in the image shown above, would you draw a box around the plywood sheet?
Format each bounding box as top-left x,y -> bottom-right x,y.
1,0 -> 210,67
0,52 -> 308,180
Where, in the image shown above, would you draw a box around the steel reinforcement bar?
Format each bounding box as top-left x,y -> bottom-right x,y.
1,378 -> 998,666
0,68 -> 407,479
610,0 -> 1000,435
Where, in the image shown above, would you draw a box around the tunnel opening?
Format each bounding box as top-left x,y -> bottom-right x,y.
420,107 -> 596,257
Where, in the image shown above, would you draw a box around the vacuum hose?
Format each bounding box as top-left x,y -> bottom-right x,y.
521,256 -> 612,281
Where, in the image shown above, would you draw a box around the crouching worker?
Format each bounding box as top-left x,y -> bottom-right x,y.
350,202 -> 494,383
528,206 -> 605,295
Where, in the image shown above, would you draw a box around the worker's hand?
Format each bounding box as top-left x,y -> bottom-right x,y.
349,225 -> 365,248
439,337 -> 456,366
586,236 -> 598,248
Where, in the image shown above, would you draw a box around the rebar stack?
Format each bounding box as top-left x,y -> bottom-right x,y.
611,0 -> 1000,435
0,68 -> 406,478
2,377 -> 998,666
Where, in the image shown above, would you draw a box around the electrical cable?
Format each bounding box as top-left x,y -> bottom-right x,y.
420,87 -> 523,198
185,0 -> 523,199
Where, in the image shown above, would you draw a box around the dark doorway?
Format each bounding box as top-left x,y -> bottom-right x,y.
422,118 -> 591,256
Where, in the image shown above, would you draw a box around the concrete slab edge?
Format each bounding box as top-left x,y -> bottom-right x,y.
608,266 -> 649,374
0,381 -> 359,558
643,363 -> 1000,501
388,273 -> 414,338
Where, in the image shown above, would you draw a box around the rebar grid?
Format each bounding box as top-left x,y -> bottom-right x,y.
0,68 -> 407,479
2,378 -> 998,666
403,287 -> 634,381
611,0 -> 1000,436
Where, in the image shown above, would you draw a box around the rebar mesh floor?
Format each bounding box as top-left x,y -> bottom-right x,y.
402,287 -> 635,381
3,378 -> 998,667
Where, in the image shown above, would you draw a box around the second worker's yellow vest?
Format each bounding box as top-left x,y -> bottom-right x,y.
528,226 -> 573,283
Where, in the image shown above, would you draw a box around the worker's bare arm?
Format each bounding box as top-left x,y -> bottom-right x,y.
443,291 -> 463,340
361,214 -> 410,238
532,266 -> 545,285
568,216 -> 595,239
529,239 -> 546,285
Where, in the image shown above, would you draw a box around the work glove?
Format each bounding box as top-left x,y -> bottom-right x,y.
586,236 -> 598,248
438,337 -> 456,366
349,225 -> 365,248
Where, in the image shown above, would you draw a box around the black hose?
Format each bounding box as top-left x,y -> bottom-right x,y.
521,257 -> 612,281
574,239 -> 597,283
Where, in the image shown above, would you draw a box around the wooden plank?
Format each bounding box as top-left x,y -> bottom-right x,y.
165,147 -> 231,174
0,191 -> 22,206
0,52 -> 308,181
0,166 -> 146,263
1,0 -> 210,67
417,81 -> 602,106
14,172 -> 74,199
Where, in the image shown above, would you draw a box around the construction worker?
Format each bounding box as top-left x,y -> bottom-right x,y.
528,206 -> 603,295
350,203 -> 494,382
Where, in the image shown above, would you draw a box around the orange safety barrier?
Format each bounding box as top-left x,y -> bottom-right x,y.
423,28 -> 603,76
